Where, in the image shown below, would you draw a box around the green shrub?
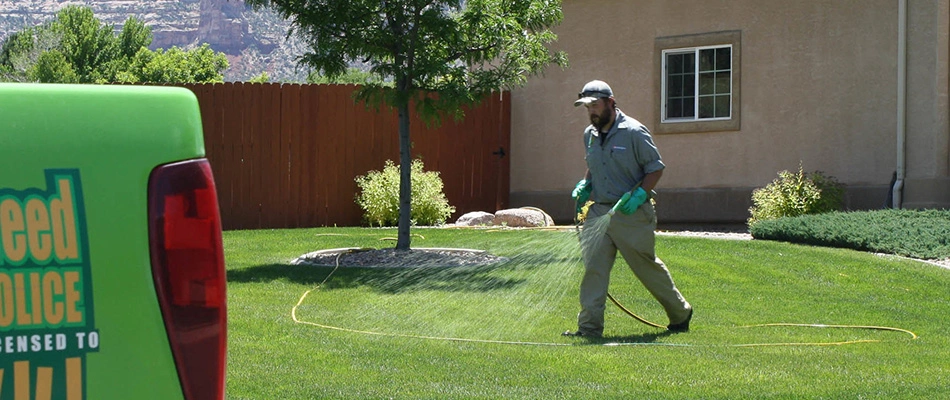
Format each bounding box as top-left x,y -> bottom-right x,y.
355,159 -> 456,227
748,164 -> 844,227
749,209 -> 950,260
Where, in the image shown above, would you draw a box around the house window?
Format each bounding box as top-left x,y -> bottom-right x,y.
654,31 -> 741,134
663,46 -> 732,121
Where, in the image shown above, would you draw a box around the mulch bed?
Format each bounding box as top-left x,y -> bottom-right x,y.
292,248 -> 509,268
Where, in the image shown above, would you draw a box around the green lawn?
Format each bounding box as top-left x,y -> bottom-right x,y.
223,227 -> 949,399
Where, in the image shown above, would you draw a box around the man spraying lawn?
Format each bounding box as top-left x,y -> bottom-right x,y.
564,80 -> 693,338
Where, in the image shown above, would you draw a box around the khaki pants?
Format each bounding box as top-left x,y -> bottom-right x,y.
576,201 -> 691,336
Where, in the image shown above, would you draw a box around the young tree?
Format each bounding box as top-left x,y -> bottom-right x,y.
246,0 -> 567,250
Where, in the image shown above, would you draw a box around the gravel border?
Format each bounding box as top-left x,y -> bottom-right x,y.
657,230 -> 752,240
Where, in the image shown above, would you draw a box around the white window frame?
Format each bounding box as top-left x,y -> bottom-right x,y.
653,30 -> 741,135
661,44 -> 733,123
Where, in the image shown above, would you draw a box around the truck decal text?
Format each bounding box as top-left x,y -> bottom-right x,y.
0,169 -> 97,400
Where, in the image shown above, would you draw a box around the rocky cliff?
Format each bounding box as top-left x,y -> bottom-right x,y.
0,0 -> 307,81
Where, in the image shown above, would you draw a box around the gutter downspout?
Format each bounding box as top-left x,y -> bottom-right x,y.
894,0 -> 908,209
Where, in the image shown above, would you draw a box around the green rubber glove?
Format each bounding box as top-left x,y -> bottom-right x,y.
572,179 -> 591,204
572,179 -> 591,216
614,187 -> 648,215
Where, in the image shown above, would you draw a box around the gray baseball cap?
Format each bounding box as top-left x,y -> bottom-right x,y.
573,80 -> 613,107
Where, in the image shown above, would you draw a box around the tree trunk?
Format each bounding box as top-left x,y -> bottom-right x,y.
396,100 -> 412,250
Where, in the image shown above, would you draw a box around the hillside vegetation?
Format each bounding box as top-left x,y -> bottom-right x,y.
0,0 -> 307,81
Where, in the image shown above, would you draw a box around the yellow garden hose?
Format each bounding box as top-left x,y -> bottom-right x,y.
606,292 -> 667,328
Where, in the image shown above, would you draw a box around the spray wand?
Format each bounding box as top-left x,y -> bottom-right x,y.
608,191 -> 632,216
608,181 -> 642,216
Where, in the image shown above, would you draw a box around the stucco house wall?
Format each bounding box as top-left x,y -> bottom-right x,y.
510,0 -> 949,224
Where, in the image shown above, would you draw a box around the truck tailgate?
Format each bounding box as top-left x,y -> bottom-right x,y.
1,84 -> 226,399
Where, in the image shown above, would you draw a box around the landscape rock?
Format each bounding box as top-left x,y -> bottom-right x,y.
455,211 -> 495,226
493,207 -> 554,227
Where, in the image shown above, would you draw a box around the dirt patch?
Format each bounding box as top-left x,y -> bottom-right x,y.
292,247 -> 509,268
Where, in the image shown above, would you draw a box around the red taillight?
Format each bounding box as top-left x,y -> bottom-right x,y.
148,159 -> 226,400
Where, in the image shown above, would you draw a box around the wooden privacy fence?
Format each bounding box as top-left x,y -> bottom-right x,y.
179,83 -> 511,230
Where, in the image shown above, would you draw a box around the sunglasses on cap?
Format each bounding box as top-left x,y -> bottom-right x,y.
578,90 -> 611,99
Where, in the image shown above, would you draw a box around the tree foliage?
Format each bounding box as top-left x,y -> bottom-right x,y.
117,16 -> 152,59
50,5 -> 118,82
0,26 -> 61,82
117,44 -> 228,84
307,67 -> 391,86
31,50 -> 79,83
247,71 -> 271,83
0,5 -> 228,84
247,0 -> 567,249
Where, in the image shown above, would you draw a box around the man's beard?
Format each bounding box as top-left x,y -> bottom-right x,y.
589,107 -> 612,131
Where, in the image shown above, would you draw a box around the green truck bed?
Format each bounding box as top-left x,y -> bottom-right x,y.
0,83 -> 227,400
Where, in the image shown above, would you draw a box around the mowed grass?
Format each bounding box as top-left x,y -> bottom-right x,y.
223,227 -> 950,399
